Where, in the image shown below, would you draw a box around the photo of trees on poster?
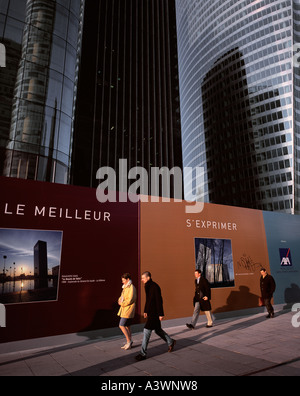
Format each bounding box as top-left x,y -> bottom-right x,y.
194,238 -> 235,288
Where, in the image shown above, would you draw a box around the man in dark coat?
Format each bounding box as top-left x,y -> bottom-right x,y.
186,269 -> 213,329
135,271 -> 176,361
260,268 -> 276,318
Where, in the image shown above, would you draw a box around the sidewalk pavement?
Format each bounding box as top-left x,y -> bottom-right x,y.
0,308 -> 300,377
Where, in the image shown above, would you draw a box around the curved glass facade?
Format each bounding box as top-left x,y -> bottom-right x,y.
176,0 -> 295,213
294,0 -> 300,213
0,0 -> 84,183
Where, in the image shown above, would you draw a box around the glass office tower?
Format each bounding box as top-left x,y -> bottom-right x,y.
294,0 -> 300,214
71,0 -> 182,194
0,0 -> 84,183
176,0 -> 296,213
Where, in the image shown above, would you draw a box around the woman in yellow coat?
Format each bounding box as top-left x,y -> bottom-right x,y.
118,273 -> 137,350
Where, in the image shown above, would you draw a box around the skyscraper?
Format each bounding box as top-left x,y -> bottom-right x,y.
0,0 -> 84,183
176,0 -> 295,213
34,240 -> 48,289
71,0 -> 182,194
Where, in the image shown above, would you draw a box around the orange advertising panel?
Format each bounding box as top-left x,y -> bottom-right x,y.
140,200 -> 270,320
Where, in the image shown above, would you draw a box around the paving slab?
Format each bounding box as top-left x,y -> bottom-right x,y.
0,309 -> 300,377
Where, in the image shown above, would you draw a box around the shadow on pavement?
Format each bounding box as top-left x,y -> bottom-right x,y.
0,309 -> 291,376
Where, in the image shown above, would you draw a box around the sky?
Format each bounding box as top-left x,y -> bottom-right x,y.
0,228 -> 63,276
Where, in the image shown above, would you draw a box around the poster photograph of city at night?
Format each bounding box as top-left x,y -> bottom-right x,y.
0,228 -> 62,304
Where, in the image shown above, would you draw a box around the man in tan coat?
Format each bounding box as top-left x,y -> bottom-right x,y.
118,273 -> 137,350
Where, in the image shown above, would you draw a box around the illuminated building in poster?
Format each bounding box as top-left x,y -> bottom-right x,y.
34,240 -> 48,289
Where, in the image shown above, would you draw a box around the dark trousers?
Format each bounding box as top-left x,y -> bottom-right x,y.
264,298 -> 274,315
140,328 -> 173,357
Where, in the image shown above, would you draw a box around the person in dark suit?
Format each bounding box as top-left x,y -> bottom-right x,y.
260,268 -> 276,318
135,271 -> 176,361
186,269 -> 213,329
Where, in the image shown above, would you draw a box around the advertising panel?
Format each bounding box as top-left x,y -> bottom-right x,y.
2,176 -> 299,344
263,211 -> 300,306
0,177 -> 139,343
140,200 -> 271,320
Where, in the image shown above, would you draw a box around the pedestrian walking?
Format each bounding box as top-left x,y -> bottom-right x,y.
135,271 -> 176,361
260,268 -> 276,318
186,269 -> 213,330
118,273 -> 137,350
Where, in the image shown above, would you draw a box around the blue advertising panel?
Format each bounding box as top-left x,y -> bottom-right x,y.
263,211 -> 300,306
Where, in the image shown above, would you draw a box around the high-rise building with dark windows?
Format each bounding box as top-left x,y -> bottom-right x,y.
0,0 -> 84,183
0,0 -> 182,197
176,0 -> 296,214
71,0 -> 182,192
34,240 -> 48,289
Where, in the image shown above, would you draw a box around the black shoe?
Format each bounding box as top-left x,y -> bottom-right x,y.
266,314 -> 271,318
206,324 -> 213,328
135,354 -> 146,361
168,340 -> 176,353
186,323 -> 194,330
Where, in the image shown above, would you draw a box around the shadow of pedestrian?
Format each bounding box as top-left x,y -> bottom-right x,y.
213,286 -> 262,314
76,303 -> 120,339
169,310 -> 268,345
284,283 -> 300,309
77,303 -> 144,340
61,337 -> 199,376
